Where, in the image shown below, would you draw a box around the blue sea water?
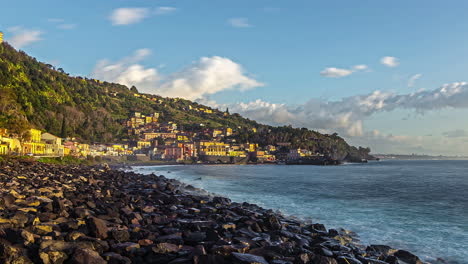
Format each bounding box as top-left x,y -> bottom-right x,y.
133,160 -> 468,263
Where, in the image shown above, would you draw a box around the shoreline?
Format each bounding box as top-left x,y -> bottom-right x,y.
107,160 -> 372,169
0,157 -> 428,264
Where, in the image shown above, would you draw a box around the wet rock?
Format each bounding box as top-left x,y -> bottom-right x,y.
138,239 -> 153,246
393,250 -> 424,264
111,230 -> 130,242
264,215 -> 282,231
185,231 -> 207,243
111,242 -> 140,253
231,252 -> 269,264
70,248 -> 106,264
0,238 -> 33,264
310,224 -> 327,232
87,217 -> 108,239
0,158 -> 425,264
21,229 -> 35,245
337,256 -> 362,264
39,251 -> 68,264
320,256 -> 338,264
152,243 -> 180,254
213,197 -> 231,205
103,252 -> 131,264
366,245 -> 395,256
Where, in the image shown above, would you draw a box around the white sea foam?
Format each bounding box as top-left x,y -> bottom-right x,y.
134,161 -> 468,263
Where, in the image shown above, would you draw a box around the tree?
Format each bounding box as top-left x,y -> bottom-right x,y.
60,117 -> 67,138
130,86 -> 139,93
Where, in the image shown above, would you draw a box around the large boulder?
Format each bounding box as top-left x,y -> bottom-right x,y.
394,250 -> 424,264
69,248 -> 107,264
231,252 -> 269,264
87,217 -> 108,239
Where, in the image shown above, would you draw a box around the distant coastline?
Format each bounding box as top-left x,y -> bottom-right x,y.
374,154 -> 468,160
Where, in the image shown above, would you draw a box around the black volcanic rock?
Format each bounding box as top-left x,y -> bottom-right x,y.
0,158 -> 425,264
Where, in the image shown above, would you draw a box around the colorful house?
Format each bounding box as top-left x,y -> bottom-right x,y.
22,129 -> 45,155
243,143 -> 258,152
212,129 -> 223,138
41,133 -> 64,157
197,141 -> 228,156
164,146 -> 184,160
0,143 -> 8,155
177,134 -> 189,142
137,141 -> 152,149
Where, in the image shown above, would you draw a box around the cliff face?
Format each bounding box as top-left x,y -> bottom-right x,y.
0,42 -> 371,160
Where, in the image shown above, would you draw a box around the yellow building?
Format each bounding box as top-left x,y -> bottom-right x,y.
212,129 -> 223,137
77,143 -> 90,157
22,142 -> 45,155
22,129 -> 45,155
137,141 -> 151,149
30,129 -> 42,143
225,128 -> 233,136
244,143 -> 258,152
0,137 -> 21,154
0,32 -> 3,43
0,128 -> 10,155
0,144 -> 8,155
197,141 -> 228,156
266,145 -> 276,152
64,147 -> 71,156
177,135 -> 189,141
113,144 -> 126,152
228,151 -> 247,157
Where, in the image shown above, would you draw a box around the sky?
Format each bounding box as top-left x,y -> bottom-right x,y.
2,0 -> 468,155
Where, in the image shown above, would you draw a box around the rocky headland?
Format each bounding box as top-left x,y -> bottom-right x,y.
0,158 -> 425,264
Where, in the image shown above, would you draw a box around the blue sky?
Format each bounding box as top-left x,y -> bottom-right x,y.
3,0 -> 468,155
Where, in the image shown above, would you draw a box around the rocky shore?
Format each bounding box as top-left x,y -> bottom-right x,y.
0,158 -> 425,264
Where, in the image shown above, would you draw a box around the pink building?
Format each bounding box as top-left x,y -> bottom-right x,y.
164,146 -> 184,160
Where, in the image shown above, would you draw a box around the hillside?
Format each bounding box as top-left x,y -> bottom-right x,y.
0,42 -> 371,161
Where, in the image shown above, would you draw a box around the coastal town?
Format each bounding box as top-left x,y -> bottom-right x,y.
0,111 -> 326,164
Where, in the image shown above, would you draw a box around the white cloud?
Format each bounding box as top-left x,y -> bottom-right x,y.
47,18 -> 77,30
227,82 -> 468,139
91,49 -> 263,100
408,73 -> 422,87
381,56 -> 399,67
320,67 -> 353,78
223,83 -> 468,154
155,7 -> 177,15
443,129 -> 468,138
320,64 -> 368,78
350,129 -> 468,155
92,49 -> 159,91
353,64 -> 368,71
7,26 -> 43,49
110,8 -> 150,25
228,18 -> 252,28
158,56 -> 264,99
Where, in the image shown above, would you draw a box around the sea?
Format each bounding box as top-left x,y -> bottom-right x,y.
132,160 -> 468,264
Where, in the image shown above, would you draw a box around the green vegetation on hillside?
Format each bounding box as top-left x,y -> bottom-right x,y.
0,42 -> 371,160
